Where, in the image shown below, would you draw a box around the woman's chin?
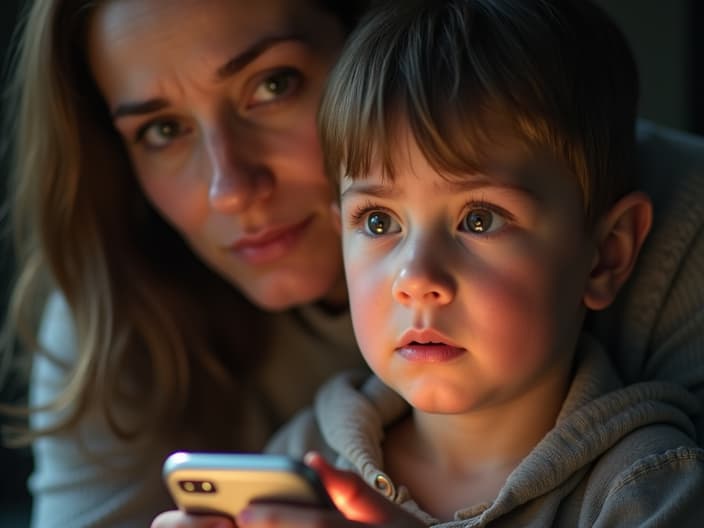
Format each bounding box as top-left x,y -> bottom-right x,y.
241,274 -> 345,313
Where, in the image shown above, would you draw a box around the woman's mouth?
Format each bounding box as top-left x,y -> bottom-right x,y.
229,216 -> 314,265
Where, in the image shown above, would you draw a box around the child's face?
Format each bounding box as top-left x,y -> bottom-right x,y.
340,123 -> 597,414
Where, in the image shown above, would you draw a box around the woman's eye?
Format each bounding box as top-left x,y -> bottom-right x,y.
138,119 -> 186,149
250,69 -> 301,106
460,207 -> 506,234
365,211 -> 401,236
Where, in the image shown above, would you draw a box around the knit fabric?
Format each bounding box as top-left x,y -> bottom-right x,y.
588,120 -> 704,442
28,293 -> 364,528
268,334 -> 704,527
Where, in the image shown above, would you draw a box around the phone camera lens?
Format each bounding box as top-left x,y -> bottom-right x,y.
179,480 -> 217,494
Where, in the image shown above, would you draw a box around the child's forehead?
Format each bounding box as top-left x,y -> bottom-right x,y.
396,113 -> 552,169
350,120 -> 573,191
339,146 -> 575,209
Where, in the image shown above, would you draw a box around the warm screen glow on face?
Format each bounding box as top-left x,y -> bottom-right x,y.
341,122 -> 594,414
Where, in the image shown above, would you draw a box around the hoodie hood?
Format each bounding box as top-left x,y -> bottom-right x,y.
314,333 -> 700,525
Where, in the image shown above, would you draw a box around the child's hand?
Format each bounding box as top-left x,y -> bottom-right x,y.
235,452 -> 425,528
151,510 -> 234,528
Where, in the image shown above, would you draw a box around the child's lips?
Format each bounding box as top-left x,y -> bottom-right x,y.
395,329 -> 466,362
397,342 -> 466,363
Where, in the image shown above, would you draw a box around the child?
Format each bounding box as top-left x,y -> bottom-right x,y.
250,0 -> 704,526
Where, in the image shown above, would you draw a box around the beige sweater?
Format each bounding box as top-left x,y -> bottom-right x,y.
28,297 -> 364,528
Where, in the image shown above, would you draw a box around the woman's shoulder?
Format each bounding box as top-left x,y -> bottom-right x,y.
31,291 -> 77,402
30,292 -> 78,412
28,294 -> 177,526
36,290 -> 77,364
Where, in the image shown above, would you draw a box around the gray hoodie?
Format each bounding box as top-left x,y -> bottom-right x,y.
268,334 -> 704,527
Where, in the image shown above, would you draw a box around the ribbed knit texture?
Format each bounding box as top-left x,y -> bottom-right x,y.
588,121 -> 704,442
269,335 -> 704,526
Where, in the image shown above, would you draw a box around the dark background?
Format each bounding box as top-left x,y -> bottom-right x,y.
0,0 -> 702,526
1,3 -> 31,527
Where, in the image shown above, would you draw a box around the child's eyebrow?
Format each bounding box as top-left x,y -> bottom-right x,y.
444,177 -> 542,202
341,178 -> 542,203
340,183 -> 399,201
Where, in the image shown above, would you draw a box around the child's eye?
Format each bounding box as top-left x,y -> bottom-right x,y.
365,211 -> 401,236
459,206 -> 507,235
137,119 -> 190,150
249,69 -> 302,107
348,202 -> 401,236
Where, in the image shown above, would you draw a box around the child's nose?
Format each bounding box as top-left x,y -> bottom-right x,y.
391,256 -> 456,307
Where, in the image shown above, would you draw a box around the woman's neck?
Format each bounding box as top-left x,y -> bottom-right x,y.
316,274 -> 348,315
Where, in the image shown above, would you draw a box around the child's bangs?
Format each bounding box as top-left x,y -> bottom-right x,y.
320,1 -> 564,185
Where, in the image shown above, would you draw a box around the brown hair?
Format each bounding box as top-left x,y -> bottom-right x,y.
1,0 -> 368,450
320,0 -> 639,225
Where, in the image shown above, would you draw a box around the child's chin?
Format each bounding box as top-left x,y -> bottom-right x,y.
402,386 -> 478,415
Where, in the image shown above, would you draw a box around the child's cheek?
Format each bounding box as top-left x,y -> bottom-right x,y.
345,257 -> 392,358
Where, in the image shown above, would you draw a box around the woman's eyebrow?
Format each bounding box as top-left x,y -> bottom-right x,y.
113,98 -> 168,120
215,34 -> 303,81
112,34 -> 303,120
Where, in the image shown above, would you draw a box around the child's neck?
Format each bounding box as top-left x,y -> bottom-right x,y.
382,369 -> 569,521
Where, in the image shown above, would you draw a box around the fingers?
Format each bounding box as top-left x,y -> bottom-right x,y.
151,510 -> 235,528
304,452 -> 425,528
303,452 -> 377,523
237,503 -> 355,528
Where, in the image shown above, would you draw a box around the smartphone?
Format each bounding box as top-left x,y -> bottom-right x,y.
163,451 -> 335,519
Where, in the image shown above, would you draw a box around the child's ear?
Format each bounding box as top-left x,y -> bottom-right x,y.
583,191 -> 653,311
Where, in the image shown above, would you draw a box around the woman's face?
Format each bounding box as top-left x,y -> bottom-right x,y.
88,0 -> 347,310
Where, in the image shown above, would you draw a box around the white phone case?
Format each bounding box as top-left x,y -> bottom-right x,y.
163,451 -> 334,519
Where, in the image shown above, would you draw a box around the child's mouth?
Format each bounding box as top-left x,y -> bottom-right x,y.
397,341 -> 465,362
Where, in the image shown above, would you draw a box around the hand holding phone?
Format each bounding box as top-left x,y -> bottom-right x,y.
163,451 -> 335,519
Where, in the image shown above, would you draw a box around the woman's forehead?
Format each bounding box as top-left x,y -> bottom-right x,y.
86,0 -> 344,108
88,0 -> 333,50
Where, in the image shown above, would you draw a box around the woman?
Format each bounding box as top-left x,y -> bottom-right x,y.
2,1 -> 368,526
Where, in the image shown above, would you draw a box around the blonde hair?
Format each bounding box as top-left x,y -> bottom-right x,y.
320,0 -> 640,226
1,0 -> 266,450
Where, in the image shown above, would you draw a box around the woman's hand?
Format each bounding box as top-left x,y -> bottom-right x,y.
235,452 -> 425,528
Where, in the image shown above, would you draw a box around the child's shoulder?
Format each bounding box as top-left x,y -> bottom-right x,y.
576,422 -> 704,524
593,421 -> 701,481
264,368 -> 380,461
264,405 -> 327,460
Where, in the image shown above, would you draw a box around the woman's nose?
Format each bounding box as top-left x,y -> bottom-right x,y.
206,128 -> 274,213
391,246 -> 456,307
